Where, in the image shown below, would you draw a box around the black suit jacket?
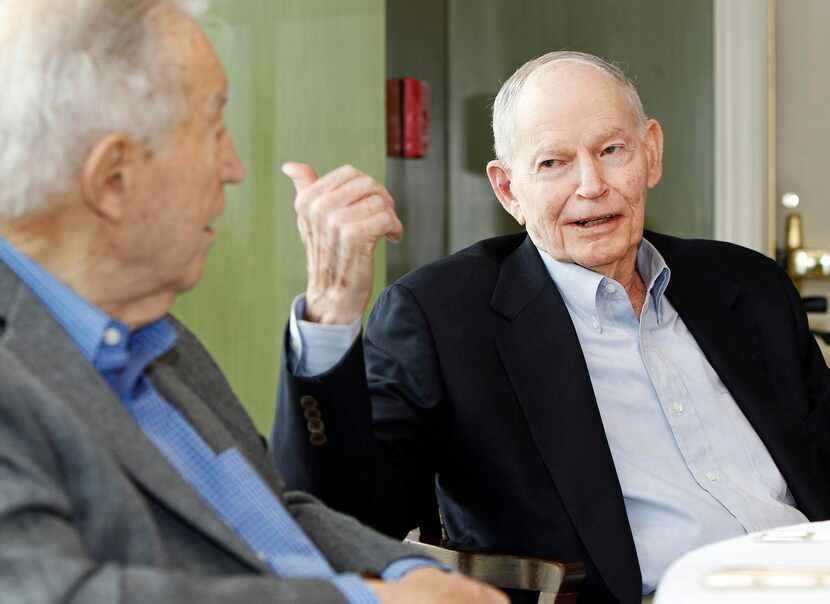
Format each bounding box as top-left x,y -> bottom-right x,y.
274,232 -> 830,604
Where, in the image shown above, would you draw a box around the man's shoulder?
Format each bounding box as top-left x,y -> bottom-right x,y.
394,232 -> 527,294
647,231 -> 781,276
163,314 -> 242,402
163,314 -> 270,458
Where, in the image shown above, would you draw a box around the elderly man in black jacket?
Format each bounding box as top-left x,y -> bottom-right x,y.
275,51 -> 830,604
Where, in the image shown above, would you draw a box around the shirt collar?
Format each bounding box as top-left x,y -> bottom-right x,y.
636,238 -> 672,323
537,247 -> 605,324
0,236 -> 177,397
537,237 -> 672,325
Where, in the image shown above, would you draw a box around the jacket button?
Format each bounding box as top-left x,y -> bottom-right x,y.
307,419 -> 325,434
309,432 -> 328,446
304,407 -> 321,421
300,395 -> 318,410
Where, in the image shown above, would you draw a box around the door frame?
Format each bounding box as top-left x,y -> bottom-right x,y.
713,0 -> 776,255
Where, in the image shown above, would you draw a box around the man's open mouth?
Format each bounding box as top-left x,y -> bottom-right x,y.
571,213 -> 618,228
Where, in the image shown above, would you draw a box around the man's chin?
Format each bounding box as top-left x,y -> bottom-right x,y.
174,259 -> 209,295
568,240 -> 628,268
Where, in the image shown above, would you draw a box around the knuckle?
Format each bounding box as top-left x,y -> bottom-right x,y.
342,164 -> 358,177
308,202 -> 326,225
384,210 -> 400,227
355,175 -> 375,193
366,194 -> 383,210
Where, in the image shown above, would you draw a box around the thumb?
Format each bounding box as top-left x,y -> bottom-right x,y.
281,162 -> 318,193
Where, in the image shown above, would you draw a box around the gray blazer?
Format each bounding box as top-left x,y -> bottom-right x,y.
0,262 -> 416,603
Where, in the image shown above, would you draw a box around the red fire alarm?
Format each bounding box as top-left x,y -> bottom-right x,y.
386,78 -> 430,158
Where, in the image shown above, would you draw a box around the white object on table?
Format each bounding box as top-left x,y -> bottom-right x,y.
654,521 -> 830,603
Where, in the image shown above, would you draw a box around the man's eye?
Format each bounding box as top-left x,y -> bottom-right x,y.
540,159 -> 563,169
601,144 -> 623,156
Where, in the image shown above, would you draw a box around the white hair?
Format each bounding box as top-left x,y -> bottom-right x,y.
0,0 -> 209,219
492,50 -> 648,166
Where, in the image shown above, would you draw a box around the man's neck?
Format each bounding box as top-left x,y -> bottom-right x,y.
590,250 -> 647,320
0,207 -> 173,330
623,271 -> 647,319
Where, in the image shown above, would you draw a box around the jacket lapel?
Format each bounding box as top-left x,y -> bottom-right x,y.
149,358 -> 285,498
491,237 -> 641,604
0,264 -> 269,573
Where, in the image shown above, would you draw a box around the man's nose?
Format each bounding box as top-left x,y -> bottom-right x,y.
222,134 -> 246,185
575,156 -> 608,200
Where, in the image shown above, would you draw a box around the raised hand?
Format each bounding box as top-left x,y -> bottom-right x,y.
284,163 -> 403,325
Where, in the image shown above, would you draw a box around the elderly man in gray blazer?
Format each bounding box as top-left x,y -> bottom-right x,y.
0,1 -> 506,603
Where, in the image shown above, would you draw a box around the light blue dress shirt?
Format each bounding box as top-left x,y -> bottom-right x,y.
289,295 -> 362,376
539,239 -> 806,594
0,237 -> 434,604
290,239 -> 809,595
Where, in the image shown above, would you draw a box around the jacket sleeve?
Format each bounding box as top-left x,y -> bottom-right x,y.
283,490 -> 431,572
272,284 -> 447,539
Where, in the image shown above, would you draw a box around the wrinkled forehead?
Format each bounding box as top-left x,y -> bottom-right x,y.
513,61 -> 640,150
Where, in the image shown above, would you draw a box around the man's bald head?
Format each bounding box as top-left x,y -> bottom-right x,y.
492,51 -> 647,167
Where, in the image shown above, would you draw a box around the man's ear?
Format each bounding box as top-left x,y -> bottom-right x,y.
80,134 -> 137,222
643,118 -> 664,189
486,160 -> 525,226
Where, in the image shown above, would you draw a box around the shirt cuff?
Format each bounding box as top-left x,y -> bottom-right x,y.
287,294 -> 361,377
329,573 -> 380,604
381,557 -> 451,580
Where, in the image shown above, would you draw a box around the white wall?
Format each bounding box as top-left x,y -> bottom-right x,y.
777,0 -> 830,337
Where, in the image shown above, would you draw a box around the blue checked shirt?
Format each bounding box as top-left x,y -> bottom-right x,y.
0,237 -> 437,604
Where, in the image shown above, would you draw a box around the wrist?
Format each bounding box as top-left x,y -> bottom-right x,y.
304,292 -> 364,325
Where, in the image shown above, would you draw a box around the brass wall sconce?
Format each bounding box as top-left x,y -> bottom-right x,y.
783,194 -> 830,283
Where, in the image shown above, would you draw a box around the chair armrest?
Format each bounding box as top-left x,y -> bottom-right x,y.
404,531 -> 585,594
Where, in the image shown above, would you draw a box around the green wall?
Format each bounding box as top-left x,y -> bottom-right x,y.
174,1 -> 387,433
446,0 -> 714,252
565,0 -> 714,239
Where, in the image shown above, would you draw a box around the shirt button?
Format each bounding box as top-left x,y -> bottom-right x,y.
671,402 -> 684,415
256,551 -> 268,562
591,316 -> 600,330
103,327 -> 121,346
706,471 -> 719,482
605,283 -> 616,294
